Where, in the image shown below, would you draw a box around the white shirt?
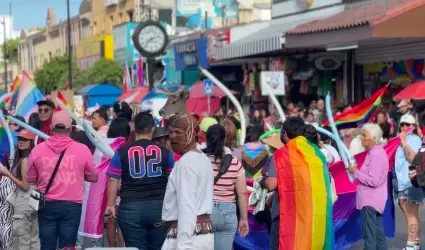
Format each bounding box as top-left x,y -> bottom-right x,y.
320,144 -> 341,165
162,151 -> 213,250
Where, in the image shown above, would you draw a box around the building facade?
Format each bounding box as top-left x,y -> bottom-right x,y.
19,5 -> 92,73
91,0 -> 137,36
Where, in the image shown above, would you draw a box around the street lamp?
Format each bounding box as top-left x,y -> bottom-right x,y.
66,0 -> 72,89
1,18 -> 7,90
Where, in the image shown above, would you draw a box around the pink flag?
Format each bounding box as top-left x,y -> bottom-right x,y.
137,57 -> 143,87
78,137 -> 126,239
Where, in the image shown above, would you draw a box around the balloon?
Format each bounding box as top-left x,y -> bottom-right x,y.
379,66 -> 388,77
392,62 -> 403,75
81,119 -> 114,158
325,94 -> 355,183
7,116 -> 49,140
262,82 -> 286,123
200,67 -> 247,145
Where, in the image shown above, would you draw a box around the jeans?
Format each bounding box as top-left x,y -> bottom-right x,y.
118,200 -> 167,250
211,201 -> 238,250
270,217 -> 279,250
38,201 -> 82,250
360,206 -> 387,250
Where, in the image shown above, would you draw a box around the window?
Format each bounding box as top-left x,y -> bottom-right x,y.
119,12 -> 123,23
127,10 -> 134,22
49,52 -> 52,60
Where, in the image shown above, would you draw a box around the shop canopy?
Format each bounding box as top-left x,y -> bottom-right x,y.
285,0 -> 425,50
394,80 -> 425,100
214,19 -> 311,62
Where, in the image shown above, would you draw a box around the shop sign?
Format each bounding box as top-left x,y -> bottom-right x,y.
176,0 -> 238,18
207,28 -> 230,62
76,36 -> 104,59
163,48 -> 179,84
260,71 -> 286,96
113,24 -> 128,65
173,37 -> 209,71
315,56 -> 342,70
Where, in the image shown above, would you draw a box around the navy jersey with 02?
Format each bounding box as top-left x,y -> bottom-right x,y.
118,139 -> 173,204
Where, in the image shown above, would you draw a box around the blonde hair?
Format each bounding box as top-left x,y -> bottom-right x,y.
222,119 -> 238,149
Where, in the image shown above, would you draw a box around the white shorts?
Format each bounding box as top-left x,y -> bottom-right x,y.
161,233 -> 214,250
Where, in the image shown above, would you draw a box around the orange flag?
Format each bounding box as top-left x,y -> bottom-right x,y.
55,91 -> 72,111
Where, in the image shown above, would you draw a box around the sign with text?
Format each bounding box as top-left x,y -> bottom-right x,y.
173,37 -> 209,71
260,71 -> 286,96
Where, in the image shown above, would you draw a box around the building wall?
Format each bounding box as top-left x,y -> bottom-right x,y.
271,0 -> 344,22
0,63 -> 19,90
91,0 -> 136,36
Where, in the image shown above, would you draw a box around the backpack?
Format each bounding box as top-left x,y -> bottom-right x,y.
409,146 -> 425,188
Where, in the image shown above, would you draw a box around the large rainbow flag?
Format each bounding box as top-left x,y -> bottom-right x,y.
329,137 -> 398,249
322,85 -> 388,129
16,72 -> 45,120
275,136 -> 333,250
0,125 -> 9,161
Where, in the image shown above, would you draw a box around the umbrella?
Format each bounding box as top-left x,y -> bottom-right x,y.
118,87 -> 149,103
394,80 -> 425,100
189,82 -> 238,98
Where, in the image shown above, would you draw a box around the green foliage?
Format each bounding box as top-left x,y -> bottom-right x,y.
86,58 -> 123,86
1,38 -> 19,63
34,56 -> 87,93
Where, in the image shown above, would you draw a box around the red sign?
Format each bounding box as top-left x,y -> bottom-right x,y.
206,28 -> 231,62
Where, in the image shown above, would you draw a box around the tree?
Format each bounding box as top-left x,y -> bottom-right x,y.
1,38 -> 19,63
86,58 -> 123,86
34,55 -> 87,93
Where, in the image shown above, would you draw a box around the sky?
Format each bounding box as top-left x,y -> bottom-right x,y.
0,0 -> 80,30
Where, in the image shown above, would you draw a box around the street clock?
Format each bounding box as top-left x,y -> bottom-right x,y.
132,21 -> 169,57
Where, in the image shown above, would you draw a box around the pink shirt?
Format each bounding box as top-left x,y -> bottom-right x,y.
27,135 -> 98,203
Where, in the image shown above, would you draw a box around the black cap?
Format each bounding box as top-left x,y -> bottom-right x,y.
37,100 -> 55,109
153,127 -> 169,139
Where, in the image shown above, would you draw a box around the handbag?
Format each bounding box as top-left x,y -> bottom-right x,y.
29,150 -> 66,211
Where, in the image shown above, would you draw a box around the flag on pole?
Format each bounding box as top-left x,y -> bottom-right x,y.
123,64 -> 132,92
65,80 -> 70,90
6,76 -> 21,109
322,84 -> 389,129
16,71 -> 46,120
137,57 -> 144,87
55,90 -> 72,111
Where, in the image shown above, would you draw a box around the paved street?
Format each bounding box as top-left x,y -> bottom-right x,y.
349,205 -> 425,249
81,206 -> 425,249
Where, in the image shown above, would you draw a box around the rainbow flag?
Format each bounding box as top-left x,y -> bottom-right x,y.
322,85 -> 388,129
329,137 -> 398,249
274,136 -> 333,250
16,71 -> 45,120
6,76 -> 21,108
0,125 -> 9,161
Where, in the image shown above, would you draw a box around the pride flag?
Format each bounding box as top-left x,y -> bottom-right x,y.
136,57 -> 144,87
6,76 -> 21,108
79,137 -> 126,238
275,136 -> 333,250
55,91 -> 72,111
329,137 -> 398,249
322,85 -> 388,129
0,125 -> 9,161
16,71 -> 45,120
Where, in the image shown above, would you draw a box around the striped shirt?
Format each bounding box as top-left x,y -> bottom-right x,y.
208,148 -> 245,202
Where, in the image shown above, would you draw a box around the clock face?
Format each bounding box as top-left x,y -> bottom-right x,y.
138,24 -> 166,54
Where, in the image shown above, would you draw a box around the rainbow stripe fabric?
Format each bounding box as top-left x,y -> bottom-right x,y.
274,136 -> 333,250
6,76 -> 21,108
16,72 -> 45,120
322,85 -> 388,129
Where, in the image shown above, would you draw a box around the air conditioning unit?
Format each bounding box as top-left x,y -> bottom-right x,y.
104,0 -> 119,7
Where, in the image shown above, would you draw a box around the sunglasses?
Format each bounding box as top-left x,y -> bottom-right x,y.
18,137 -> 29,142
38,108 -> 51,114
400,123 -> 413,127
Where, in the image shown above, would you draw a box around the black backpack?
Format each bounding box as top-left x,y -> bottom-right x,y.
409,146 -> 425,188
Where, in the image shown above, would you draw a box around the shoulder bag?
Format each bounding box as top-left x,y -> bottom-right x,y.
214,154 -> 234,185
29,150 -> 66,211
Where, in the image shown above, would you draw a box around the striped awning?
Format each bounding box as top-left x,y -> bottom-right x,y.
214,21 -> 304,61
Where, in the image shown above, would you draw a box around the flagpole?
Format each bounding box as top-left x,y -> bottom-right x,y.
66,0 -> 72,89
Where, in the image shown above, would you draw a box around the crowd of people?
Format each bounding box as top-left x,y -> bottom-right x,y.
0,94 -> 424,250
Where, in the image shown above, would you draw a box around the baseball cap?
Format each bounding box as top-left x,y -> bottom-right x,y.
17,129 -> 35,140
51,110 -> 72,129
200,117 -> 218,132
400,114 -> 416,125
37,100 -> 55,109
153,127 -> 169,139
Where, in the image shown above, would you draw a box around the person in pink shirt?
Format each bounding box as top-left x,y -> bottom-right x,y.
27,110 -> 98,250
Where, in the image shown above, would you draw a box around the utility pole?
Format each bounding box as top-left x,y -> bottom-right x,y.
2,19 -> 8,90
9,1 -> 12,39
66,0 -> 72,89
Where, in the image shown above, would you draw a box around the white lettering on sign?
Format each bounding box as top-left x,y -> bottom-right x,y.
176,43 -> 197,53
183,53 -> 197,66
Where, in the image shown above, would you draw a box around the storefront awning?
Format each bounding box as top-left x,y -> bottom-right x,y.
214,21 -> 303,61
285,0 -> 425,49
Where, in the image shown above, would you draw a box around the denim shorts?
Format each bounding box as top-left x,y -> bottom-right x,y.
394,186 -> 425,204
